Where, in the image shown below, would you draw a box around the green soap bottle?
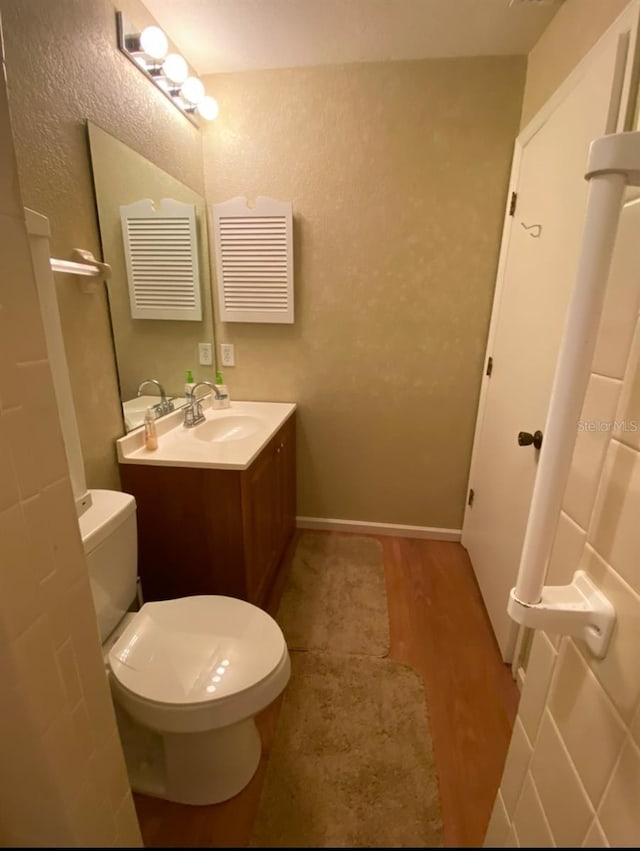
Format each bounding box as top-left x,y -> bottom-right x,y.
213,369 -> 230,409
185,369 -> 196,398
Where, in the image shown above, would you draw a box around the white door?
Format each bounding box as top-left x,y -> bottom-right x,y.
462,10 -> 639,662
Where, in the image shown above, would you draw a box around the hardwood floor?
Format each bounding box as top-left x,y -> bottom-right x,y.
133,532 -> 519,847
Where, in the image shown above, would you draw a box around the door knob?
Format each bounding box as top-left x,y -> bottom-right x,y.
518,430 -> 543,450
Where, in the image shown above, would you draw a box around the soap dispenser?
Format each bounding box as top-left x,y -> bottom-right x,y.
144,407 -> 158,451
213,369 -> 230,409
185,369 -> 196,400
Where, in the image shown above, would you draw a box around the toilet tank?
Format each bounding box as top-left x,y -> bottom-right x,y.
79,489 -> 138,643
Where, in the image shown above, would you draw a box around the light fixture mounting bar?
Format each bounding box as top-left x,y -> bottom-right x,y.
116,11 -> 198,128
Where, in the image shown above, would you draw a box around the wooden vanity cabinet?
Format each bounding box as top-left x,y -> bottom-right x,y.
119,414 -> 296,608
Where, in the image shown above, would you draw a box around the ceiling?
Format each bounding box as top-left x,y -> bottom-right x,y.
141,0 -> 563,76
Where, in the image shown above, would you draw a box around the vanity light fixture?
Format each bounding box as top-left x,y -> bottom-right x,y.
116,12 -> 218,125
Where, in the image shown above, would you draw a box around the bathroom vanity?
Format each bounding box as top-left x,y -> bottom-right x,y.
117,400 -> 296,608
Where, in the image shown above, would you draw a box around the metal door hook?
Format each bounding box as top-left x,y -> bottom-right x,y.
521,222 -> 543,238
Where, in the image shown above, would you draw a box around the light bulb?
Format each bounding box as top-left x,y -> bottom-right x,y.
139,26 -> 168,60
181,76 -> 205,105
162,53 -> 188,84
197,96 -> 219,121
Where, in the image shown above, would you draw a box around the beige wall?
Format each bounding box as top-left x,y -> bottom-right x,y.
486,3 -> 640,845
0,40 -> 140,846
0,0 -> 204,488
203,57 -> 525,528
521,0 -> 631,127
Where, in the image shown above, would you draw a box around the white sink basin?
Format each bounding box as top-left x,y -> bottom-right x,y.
116,400 -> 296,470
191,415 -> 262,443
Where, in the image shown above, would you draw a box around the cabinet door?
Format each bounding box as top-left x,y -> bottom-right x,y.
242,436 -> 280,604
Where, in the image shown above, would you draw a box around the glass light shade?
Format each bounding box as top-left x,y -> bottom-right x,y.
162,53 -> 189,84
139,26 -> 168,60
197,96 -> 219,121
181,76 -> 205,105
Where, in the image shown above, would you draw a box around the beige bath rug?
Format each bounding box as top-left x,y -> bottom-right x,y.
250,651 -> 443,848
276,533 -> 390,656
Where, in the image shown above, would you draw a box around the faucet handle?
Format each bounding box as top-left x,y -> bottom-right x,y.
183,404 -> 195,427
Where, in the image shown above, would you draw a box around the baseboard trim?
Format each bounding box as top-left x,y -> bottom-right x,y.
296,516 -> 462,542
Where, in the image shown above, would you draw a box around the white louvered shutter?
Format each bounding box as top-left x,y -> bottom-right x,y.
120,198 -> 202,320
212,196 -> 293,323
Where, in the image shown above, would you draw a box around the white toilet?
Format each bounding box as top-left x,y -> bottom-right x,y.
79,488 -> 291,806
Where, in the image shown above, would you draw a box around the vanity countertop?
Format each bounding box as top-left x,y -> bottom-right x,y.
116,399 -> 296,471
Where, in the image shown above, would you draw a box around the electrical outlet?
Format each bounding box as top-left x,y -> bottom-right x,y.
220,343 -> 235,367
198,342 -> 213,366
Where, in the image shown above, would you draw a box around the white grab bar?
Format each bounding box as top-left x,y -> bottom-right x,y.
50,249 -> 111,280
508,131 -> 640,658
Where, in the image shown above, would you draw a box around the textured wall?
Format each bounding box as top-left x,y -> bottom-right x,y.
0,0 -> 204,488
520,0 -> 631,127
203,57 -> 525,528
0,43 -> 140,846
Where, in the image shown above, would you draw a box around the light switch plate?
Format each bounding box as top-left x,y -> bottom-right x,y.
221,343 -> 235,367
198,342 -> 213,366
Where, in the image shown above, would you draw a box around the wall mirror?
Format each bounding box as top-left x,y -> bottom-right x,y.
87,121 -> 215,432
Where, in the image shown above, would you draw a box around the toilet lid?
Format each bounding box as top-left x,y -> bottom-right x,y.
108,596 -> 287,705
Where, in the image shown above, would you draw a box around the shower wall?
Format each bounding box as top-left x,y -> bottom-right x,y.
486,2 -> 640,845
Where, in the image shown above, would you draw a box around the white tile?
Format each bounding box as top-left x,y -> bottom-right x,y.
10,362 -> 68,491
69,774 -> 117,847
113,791 -> 142,847
548,640 -> 626,806
0,213 -> 47,363
0,320 -> 22,411
71,698 -> 96,759
484,791 -> 510,847
0,502 -> 43,639
0,682 -> 71,844
592,201 -> 640,379
41,712 -> 87,810
38,477 -> 86,584
530,711 -> 594,847
598,736 -> 640,847
512,773 -> 554,848
547,510 -> 587,586
612,317 -> 640,452
500,718 -> 533,818
12,615 -> 67,734
505,824 -> 520,847
518,632 -> 557,744
583,818 -> 609,847
0,405 -> 45,499
589,440 -> 640,596
56,639 -> 83,708
631,702 -> 640,747
94,732 -> 130,811
21,492 -> 57,583
0,417 -> 21,512
579,546 -> 640,723
565,376 -> 621,529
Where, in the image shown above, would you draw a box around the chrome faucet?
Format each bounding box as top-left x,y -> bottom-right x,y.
183,381 -> 224,427
137,378 -> 174,418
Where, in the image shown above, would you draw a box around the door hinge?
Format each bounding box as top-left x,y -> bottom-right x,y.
486,356 -> 493,377
509,191 -> 517,216
468,488 -> 475,507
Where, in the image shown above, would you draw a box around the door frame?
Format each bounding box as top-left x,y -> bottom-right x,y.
461,0 -> 640,678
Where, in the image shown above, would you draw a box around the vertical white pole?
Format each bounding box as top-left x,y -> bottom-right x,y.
514,171 -> 627,605
26,211 -> 91,516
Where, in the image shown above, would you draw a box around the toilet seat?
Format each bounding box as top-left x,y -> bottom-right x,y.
108,595 -> 290,734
